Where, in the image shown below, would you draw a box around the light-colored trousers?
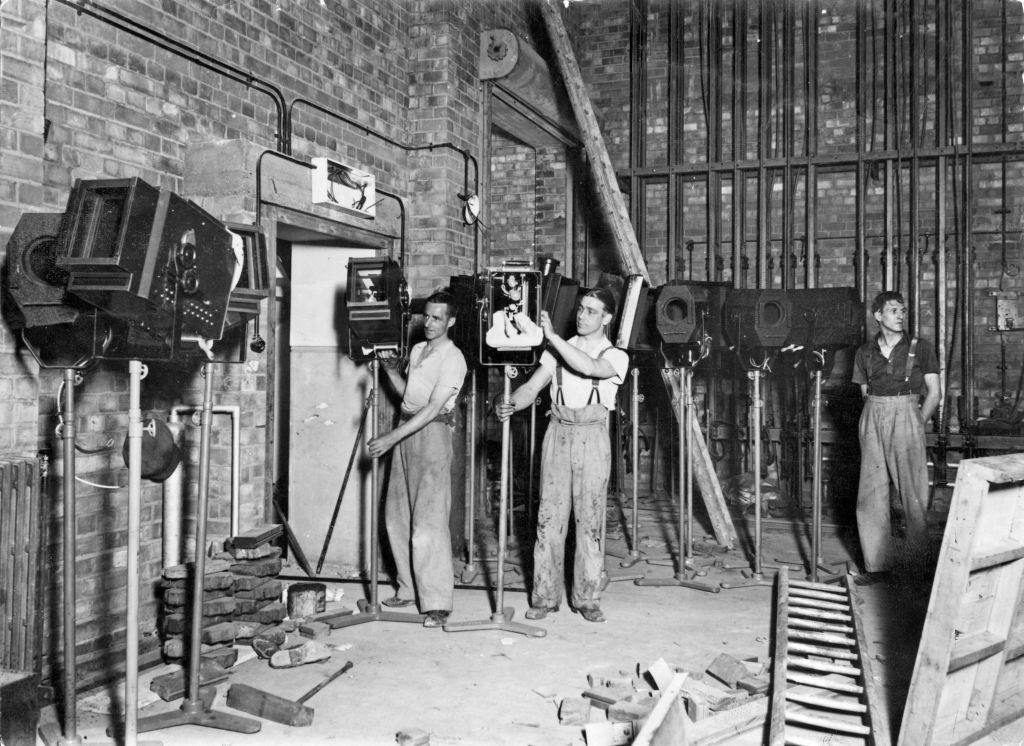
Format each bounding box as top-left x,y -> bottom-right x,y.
856,394 -> 929,572
385,420 -> 455,612
532,402 -> 610,610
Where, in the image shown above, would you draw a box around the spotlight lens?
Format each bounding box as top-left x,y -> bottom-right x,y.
664,298 -> 689,323
762,300 -> 784,326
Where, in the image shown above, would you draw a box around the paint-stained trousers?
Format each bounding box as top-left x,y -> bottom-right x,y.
532,403 -> 610,610
856,395 -> 930,573
384,420 -> 455,612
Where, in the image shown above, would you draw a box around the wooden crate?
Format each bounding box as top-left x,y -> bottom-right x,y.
898,453 -> 1024,745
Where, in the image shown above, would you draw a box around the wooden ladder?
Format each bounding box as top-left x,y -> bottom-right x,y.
769,571 -> 890,746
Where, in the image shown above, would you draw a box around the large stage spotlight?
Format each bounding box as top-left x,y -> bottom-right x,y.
785,287 -> 864,349
56,177 -> 236,343
344,256 -> 409,357
722,288 -> 794,352
222,222 -> 271,330
541,271 -> 580,341
653,281 -> 728,349
478,264 -> 544,366
7,212 -> 79,328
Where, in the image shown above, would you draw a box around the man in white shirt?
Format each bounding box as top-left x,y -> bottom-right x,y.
368,290 -> 468,627
494,287 -> 628,623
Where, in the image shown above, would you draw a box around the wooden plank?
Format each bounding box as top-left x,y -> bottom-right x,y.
0,462 -> 13,667
898,455 -> 1024,746
787,606 -> 853,623
787,671 -> 863,695
786,617 -> 854,635
948,630 -> 1006,673
631,672 -> 688,746
537,0 -> 735,550
847,576 -> 890,746
788,657 -> 861,677
788,587 -> 850,604
784,709 -> 871,736
969,541 -> 1024,571
788,641 -> 858,661
788,597 -> 852,613
768,571 -> 788,746
789,579 -> 847,594
786,629 -> 856,647
785,691 -> 866,714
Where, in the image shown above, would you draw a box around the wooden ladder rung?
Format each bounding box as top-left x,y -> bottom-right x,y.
784,709 -> 872,736
787,616 -> 854,635
788,641 -> 859,660
787,606 -> 853,623
789,578 -> 848,594
786,589 -> 851,605
789,597 -> 851,613
788,656 -> 862,677
969,541 -> 1024,571
787,629 -> 856,647
786,690 -> 868,714
948,630 -> 1005,673
788,670 -> 864,694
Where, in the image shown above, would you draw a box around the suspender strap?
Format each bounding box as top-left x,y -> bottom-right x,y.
555,346 -> 612,406
903,337 -> 918,382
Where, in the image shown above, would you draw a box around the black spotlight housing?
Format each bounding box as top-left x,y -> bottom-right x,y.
653,281 -> 728,349
343,256 -> 409,356
722,288 -> 794,351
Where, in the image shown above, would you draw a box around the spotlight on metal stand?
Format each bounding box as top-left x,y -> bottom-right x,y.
721,288 -> 793,363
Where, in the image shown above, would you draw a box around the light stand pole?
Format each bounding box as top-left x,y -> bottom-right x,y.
460,368 -> 480,583
136,361 -> 260,736
604,368 -> 645,584
720,368 -> 776,590
332,357 -> 425,627
445,366 -> 545,637
637,366 -> 718,593
58,369 -> 84,746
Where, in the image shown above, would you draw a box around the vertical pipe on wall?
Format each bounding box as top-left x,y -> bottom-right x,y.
909,0 -> 921,336
961,0 -> 975,429
883,0 -> 895,291
805,0 -> 818,289
732,0 -> 745,289
855,1 -> 868,300
707,1 -> 722,283
757,0 -> 770,289
781,0 -> 794,290
668,1 -> 682,280
630,0 -> 647,267
936,0 -> 949,434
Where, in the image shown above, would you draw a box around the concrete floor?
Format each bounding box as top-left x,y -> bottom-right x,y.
54,492 -> 1024,745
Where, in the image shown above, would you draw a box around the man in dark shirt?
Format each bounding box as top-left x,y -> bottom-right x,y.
851,291 -> 940,581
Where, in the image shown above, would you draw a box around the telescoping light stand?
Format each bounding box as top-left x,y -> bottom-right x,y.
331,356 -> 426,628
444,366 -> 545,637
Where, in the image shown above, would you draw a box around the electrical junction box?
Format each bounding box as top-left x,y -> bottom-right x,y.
310,157 -> 376,219
989,290 -> 1024,332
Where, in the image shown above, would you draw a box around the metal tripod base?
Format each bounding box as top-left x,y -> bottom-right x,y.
330,598 -> 426,628
134,697 -> 260,736
443,606 -> 546,637
459,562 -> 480,583
604,567 -> 645,585
612,548 -> 647,568
635,570 -> 719,593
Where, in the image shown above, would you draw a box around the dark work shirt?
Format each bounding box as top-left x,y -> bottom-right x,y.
852,334 -> 939,396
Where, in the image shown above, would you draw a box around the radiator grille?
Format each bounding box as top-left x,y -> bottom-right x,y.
0,456 -> 45,672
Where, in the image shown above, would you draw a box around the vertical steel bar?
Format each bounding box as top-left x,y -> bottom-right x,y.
757,0 -> 770,289
751,370 -> 763,577
466,369 -> 477,569
811,369 -> 822,584
909,0 -> 921,336
669,1 -> 682,279
732,0 -> 746,288
961,0 -> 975,429
782,0 -> 794,290
496,370 -> 512,613
187,362 -> 214,706
631,368 -> 640,555
805,0 -> 818,289
856,1 -> 868,300
630,0 -> 647,263
936,0 -> 948,433
369,360 -> 380,607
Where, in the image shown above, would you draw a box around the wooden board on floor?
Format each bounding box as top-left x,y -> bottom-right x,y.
898,453 -> 1024,745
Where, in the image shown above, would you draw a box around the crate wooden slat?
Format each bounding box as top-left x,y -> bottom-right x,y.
898,453 -> 1024,745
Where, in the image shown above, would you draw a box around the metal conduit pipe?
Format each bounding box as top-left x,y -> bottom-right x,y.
961,0 -> 976,431
855,1 -> 868,301
935,0 -> 949,436
163,405 -> 241,567
287,99 -> 479,274
54,0 -> 288,153
253,150 -> 407,266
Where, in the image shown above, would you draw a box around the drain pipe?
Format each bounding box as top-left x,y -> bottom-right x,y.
163,405 -> 241,567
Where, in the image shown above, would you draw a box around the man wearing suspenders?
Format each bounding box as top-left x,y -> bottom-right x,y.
851,291 -> 940,583
495,288 -> 629,623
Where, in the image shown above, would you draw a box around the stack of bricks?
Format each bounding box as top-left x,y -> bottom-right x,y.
159,558 -> 239,671
225,524 -> 286,640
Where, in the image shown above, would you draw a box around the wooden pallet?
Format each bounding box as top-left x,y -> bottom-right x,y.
898,453 -> 1024,745
769,571 -> 889,745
